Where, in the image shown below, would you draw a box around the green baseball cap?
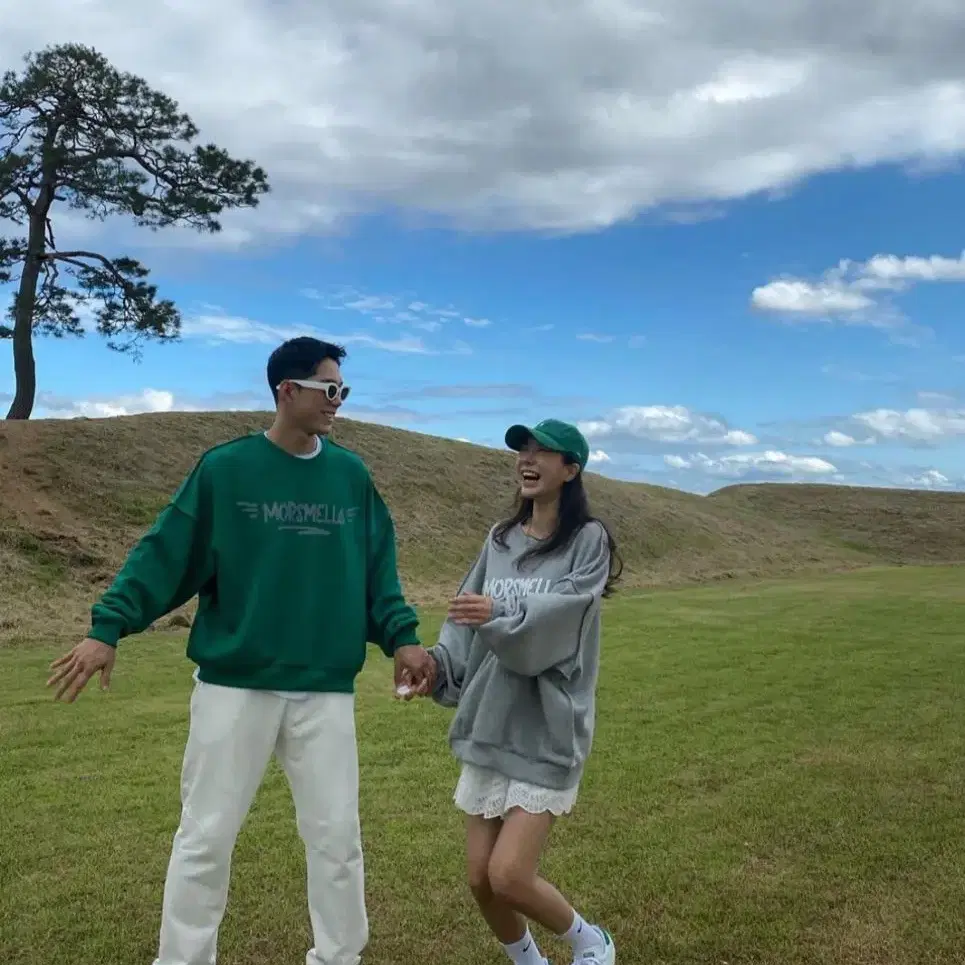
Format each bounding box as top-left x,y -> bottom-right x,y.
505,418 -> 590,470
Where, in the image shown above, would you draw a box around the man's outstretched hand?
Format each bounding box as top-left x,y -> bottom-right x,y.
47,638 -> 116,702
394,644 -> 435,701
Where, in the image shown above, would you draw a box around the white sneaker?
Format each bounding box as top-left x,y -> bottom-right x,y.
576,926 -> 615,965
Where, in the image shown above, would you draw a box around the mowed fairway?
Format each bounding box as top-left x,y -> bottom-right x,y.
2,566 -> 964,965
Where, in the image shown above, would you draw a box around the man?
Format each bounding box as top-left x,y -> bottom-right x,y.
47,336 -> 434,965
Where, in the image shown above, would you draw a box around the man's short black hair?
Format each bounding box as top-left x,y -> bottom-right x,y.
266,337 -> 347,402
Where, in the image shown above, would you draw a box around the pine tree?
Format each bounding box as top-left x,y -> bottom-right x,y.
0,43 -> 270,418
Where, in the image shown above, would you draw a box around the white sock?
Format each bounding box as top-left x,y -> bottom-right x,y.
561,912 -> 605,956
502,927 -> 544,965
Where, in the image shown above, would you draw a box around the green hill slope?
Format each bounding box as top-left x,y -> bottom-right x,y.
0,412 -> 875,642
710,482 -> 965,563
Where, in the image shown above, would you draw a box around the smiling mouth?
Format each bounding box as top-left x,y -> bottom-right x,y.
520,470 -> 540,483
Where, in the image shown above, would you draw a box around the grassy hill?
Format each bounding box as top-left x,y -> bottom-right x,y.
0,411 -> 873,642
710,482 -> 965,564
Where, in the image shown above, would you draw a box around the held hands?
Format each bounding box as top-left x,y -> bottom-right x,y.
391,593 -> 493,704
47,637 -> 116,702
393,644 -> 436,701
447,593 -> 494,627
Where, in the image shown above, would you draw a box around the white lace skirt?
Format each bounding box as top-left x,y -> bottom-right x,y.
453,762 -> 579,820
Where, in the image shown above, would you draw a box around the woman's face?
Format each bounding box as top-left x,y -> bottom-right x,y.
515,438 -> 578,500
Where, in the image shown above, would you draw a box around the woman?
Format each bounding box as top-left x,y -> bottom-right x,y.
407,418 -> 622,965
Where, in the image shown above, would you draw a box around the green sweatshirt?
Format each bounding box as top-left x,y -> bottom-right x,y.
87,432 -> 420,693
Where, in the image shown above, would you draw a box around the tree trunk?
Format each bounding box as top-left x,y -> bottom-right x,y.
5,207 -> 50,420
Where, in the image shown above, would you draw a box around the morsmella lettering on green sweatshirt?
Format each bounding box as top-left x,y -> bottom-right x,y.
87,432 -> 420,693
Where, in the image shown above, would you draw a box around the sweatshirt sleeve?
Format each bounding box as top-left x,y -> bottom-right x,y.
428,536 -> 488,707
475,522 -> 610,678
365,480 -> 421,657
87,460 -> 214,647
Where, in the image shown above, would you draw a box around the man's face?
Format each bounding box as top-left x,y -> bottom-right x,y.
280,358 -> 348,436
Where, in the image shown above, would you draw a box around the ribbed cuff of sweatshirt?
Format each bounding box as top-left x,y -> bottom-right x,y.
390,624 -> 421,652
87,623 -> 122,648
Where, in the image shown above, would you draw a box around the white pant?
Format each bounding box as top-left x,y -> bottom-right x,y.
153,680 -> 368,965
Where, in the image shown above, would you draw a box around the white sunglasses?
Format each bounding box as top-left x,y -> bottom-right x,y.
278,378 -> 351,402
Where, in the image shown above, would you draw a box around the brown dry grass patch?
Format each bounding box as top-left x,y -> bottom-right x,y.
0,411 -> 877,643
711,481 -> 965,564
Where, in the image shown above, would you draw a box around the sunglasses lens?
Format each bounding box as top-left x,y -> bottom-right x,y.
340,386 -> 351,401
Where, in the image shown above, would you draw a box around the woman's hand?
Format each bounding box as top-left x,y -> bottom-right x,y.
447,593 -> 494,626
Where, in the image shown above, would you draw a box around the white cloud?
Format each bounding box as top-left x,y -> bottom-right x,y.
6,2 -> 965,243
823,430 -> 858,447
576,333 -> 615,343
917,390 -> 957,405
852,407 -> 965,442
587,449 -> 611,465
181,314 -> 284,345
343,295 -> 396,313
725,429 -> 760,446
904,468 -> 952,489
31,388 -> 193,419
820,364 -> 901,384
179,286 -> 498,353
182,313 -> 436,354
752,248 -> 965,330
12,387 -> 378,429
0,281 -> 488,356
627,335 -> 647,348
751,279 -> 875,318
579,405 -> 757,447
655,446 -> 962,491
666,450 -> 837,478
302,288 -> 496,343
861,253 -> 965,285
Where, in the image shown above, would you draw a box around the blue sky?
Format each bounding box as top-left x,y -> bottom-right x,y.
5,2 -> 965,492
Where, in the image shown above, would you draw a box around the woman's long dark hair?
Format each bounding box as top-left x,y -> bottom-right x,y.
492,458 -> 624,597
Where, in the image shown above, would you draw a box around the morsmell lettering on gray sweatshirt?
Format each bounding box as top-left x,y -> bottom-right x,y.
428,519 -> 611,791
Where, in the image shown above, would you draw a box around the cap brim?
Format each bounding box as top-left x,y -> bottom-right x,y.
505,424 -> 534,451
505,424 -> 565,455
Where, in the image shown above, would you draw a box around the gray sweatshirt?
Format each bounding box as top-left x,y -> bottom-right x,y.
428,519 -> 611,791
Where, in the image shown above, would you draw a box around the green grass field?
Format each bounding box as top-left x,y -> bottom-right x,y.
3,566 -> 964,965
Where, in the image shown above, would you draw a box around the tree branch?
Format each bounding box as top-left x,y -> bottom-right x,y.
39,249 -> 144,331
43,248 -> 126,279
